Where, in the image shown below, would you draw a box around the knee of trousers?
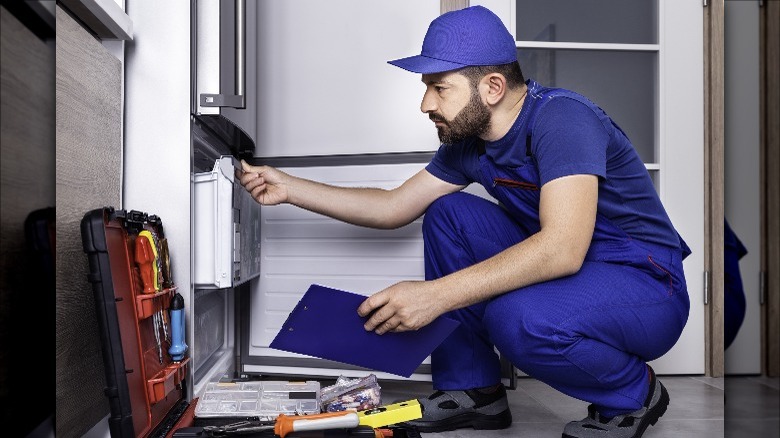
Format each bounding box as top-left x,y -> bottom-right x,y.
483,297 -> 564,373
422,192 -> 489,242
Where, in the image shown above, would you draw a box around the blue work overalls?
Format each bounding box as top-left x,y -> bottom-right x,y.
422,85 -> 691,417
724,218 -> 747,350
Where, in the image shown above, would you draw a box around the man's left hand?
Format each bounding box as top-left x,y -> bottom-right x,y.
357,281 -> 446,335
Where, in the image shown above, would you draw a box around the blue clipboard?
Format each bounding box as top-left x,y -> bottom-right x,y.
269,284 -> 460,377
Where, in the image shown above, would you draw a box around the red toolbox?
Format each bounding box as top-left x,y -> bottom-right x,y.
81,207 -> 195,437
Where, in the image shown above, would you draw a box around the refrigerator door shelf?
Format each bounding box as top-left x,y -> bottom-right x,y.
194,156 -> 261,289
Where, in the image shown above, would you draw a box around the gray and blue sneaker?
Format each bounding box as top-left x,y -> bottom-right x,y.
403,384 -> 513,433
562,366 -> 670,438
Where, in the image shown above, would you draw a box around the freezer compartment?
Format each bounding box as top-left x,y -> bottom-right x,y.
193,156 -> 261,289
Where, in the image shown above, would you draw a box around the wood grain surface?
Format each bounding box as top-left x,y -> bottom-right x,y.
55,5 -> 122,437
704,0 -> 725,378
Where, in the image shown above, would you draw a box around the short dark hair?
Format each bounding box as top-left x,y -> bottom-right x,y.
459,62 -> 525,91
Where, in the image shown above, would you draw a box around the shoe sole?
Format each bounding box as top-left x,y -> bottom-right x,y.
406,409 -> 513,433
561,382 -> 670,438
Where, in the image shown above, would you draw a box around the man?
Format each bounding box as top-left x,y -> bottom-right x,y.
240,6 -> 690,438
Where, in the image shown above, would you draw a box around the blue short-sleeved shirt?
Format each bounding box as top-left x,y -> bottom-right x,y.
426,79 -> 683,250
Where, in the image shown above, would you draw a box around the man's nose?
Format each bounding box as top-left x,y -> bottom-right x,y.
420,89 -> 437,114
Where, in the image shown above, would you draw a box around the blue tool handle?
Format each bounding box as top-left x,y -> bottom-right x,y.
169,293 -> 188,362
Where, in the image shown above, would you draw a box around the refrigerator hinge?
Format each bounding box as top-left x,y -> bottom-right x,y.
703,271 -> 710,305
760,271 -> 767,305
703,0 -> 708,7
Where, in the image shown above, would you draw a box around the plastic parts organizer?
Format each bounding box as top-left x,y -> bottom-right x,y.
195,381 -> 321,418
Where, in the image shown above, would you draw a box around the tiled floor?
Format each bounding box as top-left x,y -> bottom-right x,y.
381,375 -> 778,437
724,376 -> 780,437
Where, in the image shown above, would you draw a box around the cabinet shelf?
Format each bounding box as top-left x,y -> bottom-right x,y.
516,41 -> 660,52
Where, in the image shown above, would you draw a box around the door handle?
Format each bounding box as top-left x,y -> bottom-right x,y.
200,0 -> 246,109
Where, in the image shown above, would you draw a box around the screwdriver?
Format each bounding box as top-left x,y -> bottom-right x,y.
274,411 -> 360,437
169,292 -> 188,362
134,232 -> 158,294
135,231 -> 164,362
158,236 -> 172,343
140,230 -> 172,345
192,423 -> 387,438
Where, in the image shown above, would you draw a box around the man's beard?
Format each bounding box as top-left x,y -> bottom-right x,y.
430,90 -> 491,145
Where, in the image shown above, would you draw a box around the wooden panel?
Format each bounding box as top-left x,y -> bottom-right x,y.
0,5 -> 55,431
442,0 -> 470,14
55,5 -> 122,437
704,0 -> 725,377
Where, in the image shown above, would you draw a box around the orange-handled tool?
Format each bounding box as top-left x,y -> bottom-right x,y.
274,411 -> 360,438
134,233 -> 158,294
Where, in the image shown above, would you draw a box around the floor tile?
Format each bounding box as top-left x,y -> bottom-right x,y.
725,376 -> 780,419
649,418 -> 725,437
654,377 -> 724,420
514,378 -> 589,422
690,376 -> 725,390
424,422 -> 565,438
725,419 -> 780,438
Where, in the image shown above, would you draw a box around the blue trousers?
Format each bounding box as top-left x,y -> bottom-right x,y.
423,193 -> 689,417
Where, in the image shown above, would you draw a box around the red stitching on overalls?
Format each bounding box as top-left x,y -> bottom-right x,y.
648,255 -> 673,296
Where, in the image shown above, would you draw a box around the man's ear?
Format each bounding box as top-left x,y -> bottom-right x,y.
480,73 -> 507,106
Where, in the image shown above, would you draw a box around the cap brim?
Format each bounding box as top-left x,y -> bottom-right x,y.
387,55 -> 466,74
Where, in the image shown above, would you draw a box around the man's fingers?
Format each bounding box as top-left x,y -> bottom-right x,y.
364,308 -> 391,331
245,175 -> 265,191
357,293 -> 388,318
374,317 -> 401,335
239,161 -> 264,186
359,293 -> 394,332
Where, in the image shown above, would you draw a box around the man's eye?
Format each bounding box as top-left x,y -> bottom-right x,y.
435,86 -> 445,93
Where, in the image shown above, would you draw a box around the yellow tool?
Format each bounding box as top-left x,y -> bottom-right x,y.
137,230 -> 160,292
135,231 -> 159,294
357,399 -> 422,428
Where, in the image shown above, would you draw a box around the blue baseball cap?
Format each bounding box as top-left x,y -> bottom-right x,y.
388,6 -> 517,74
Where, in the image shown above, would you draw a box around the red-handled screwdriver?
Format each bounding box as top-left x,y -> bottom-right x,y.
134,233 -> 158,294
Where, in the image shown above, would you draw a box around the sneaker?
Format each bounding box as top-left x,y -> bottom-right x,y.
403,384 -> 512,433
562,366 -> 670,438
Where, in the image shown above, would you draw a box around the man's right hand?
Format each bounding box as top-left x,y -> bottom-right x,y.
238,160 -> 290,206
